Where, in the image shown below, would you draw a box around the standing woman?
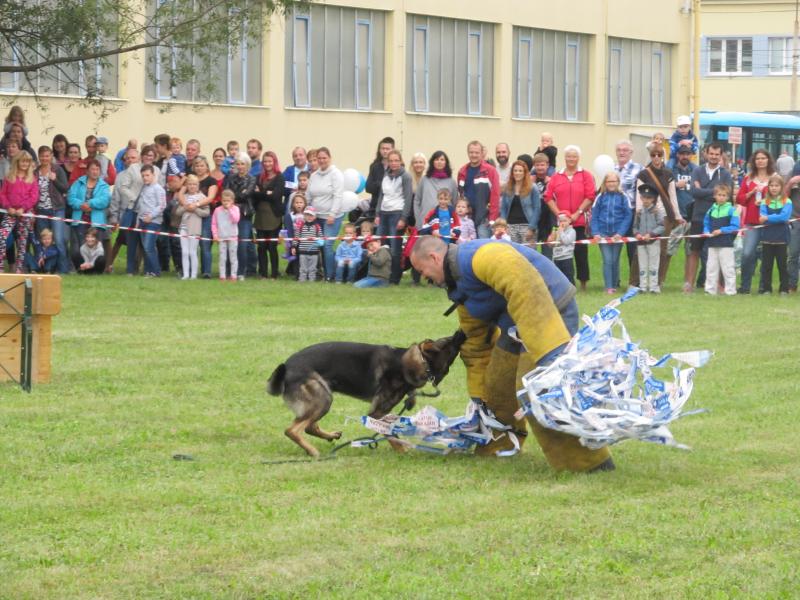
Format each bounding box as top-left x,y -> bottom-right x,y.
500,160 -> 540,244
0,151 -> 38,273
67,159 -> 111,257
544,145 -> 595,290
61,143 -> 82,183
51,134 -> 69,165
375,149 -> 413,284
189,155 -> 219,278
736,149 -> 774,294
413,151 -> 458,229
409,153 -> 427,201
223,152 -> 256,280
365,137 -> 394,217
253,151 -> 285,279
635,141 -> 683,287
210,147 -> 226,193
307,147 -> 345,281
34,146 -> 70,273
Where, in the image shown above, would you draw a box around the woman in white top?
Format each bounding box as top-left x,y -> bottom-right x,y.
306,146 -> 345,281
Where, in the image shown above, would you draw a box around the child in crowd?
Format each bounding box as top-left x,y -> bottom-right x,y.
353,235 -> 392,288
421,189 -> 461,243
634,184 -> 666,293
334,223 -> 362,283
73,228 -> 106,274
668,115 -> 699,167
283,193 -> 307,264
221,140 -> 239,175
591,171 -> 633,294
0,151 -> 37,273
703,184 -> 740,296
491,218 -> 511,241
212,189 -> 240,281
536,132 -> 557,171
455,198 -> 476,244
651,132 -> 670,164
288,171 -> 310,208
549,213 -> 576,284
293,206 -> 323,282
175,174 -> 210,280
758,174 -> 792,294
3,105 -> 27,137
25,228 -> 59,274
166,137 -> 187,178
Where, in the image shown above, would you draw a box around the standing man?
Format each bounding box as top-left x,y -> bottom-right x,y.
684,142 -> 732,293
495,143 -> 511,188
776,150 -> 795,180
246,139 -> 263,179
108,147 -> 145,274
185,139 -> 201,175
458,140 -> 500,239
410,235 -> 614,473
669,146 -> 696,266
283,146 -> 309,205
614,140 -> 642,287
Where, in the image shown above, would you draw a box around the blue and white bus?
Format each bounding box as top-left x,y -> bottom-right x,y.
698,110 -> 800,162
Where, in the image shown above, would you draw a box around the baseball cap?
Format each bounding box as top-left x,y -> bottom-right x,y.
676,115 -> 691,127
303,206 -> 316,216
362,235 -> 377,248
676,145 -> 693,154
638,183 -> 658,198
96,136 -> 109,145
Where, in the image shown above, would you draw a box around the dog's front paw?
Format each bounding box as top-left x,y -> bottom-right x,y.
403,395 -> 416,411
329,431 -> 342,442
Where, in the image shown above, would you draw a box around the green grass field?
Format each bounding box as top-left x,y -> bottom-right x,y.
2,255 -> 799,599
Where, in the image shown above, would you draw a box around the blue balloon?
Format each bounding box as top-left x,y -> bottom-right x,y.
356,174 -> 366,194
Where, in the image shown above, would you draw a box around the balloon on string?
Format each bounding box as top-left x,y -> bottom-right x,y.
356,173 -> 366,194
343,168 -> 362,193
341,190 -> 360,212
592,154 -> 616,182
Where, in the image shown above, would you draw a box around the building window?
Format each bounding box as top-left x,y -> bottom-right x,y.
406,15 -> 495,116
606,37 -> 672,125
146,0 -> 261,104
769,37 -> 794,75
708,38 -> 752,75
512,27 -> 589,121
285,6 -> 385,110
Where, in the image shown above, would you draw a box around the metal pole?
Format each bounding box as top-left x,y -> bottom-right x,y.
692,0 -> 702,136
20,278 -> 33,392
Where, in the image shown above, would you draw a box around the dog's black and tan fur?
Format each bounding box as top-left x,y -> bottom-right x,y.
267,331 -> 466,456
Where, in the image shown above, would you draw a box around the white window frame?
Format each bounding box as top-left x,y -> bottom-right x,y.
154,0 -> 177,99
0,46 -> 21,92
467,29 -> 483,115
355,17 -> 373,110
412,24 -> 429,112
565,36 -> 580,121
292,13 -> 311,107
608,46 -> 623,123
227,9 -> 248,104
708,37 -> 752,75
516,34 -> 533,118
651,48 -> 664,124
769,37 -> 794,75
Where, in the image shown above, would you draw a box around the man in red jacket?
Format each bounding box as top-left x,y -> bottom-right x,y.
457,140 -> 500,239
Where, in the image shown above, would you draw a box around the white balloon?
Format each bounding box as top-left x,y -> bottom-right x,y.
592,154 -> 616,181
341,190 -> 360,212
343,168 -> 361,193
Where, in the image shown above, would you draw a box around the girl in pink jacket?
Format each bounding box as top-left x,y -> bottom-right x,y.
0,151 -> 38,273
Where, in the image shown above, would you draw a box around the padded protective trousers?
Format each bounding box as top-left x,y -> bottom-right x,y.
475,345 -> 612,472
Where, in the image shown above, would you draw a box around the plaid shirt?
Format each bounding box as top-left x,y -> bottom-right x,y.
615,160 -> 642,205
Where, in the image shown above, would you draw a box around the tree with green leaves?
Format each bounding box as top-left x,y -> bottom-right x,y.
0,0 -> 307,106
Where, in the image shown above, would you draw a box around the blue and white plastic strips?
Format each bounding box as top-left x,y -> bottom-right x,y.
515,288 -> 710,450
357,288 -> 709,454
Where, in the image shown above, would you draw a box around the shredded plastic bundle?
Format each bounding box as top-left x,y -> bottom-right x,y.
515,288 -> 711,450
357,401 -> 519,455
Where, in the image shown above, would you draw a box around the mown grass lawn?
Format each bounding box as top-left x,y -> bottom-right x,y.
1,252 -> 799,599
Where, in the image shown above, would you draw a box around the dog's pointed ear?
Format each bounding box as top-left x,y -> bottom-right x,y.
401,344 -> 428,386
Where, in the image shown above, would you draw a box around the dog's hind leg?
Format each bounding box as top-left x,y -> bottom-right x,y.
305,422 -> 342,442
285,417 -> 320,458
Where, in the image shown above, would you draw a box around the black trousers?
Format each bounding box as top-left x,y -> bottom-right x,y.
760,243 -> 789,293
573,225 -> 589,283
256,228 -> 281,278
71,252 -> 107,274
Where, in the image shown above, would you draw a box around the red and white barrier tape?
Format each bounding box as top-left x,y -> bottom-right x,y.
0,208 -> 797,246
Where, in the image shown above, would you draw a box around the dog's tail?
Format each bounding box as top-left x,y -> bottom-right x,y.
266,363 -> 287,396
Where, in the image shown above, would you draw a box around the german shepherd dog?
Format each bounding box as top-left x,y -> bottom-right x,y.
267,331 -> 466,457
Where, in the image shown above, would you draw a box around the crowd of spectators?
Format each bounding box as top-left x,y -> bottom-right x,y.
0,105 -> 798,295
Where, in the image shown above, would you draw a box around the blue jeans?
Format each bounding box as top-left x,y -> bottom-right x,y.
354,276 -> 389,288
237,217 -> 254,277
788,221 -> 800,289
139,219 -> 161,275
200,215 -> 212,276
318,216 -> 343,280
477,220 -> 492,239
34,208 -> 70,273
335,260 -> 360,282
739,226 -> 760,292
377,211 -> 404,284
120,209 -> 139,275
599,242 -> 623,290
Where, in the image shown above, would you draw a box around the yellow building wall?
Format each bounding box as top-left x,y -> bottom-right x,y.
701,0 -> 796,112
5,0 -> 691,172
